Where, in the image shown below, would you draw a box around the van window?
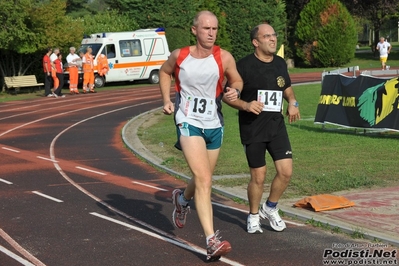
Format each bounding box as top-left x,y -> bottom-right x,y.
119,40 -> 142,57
144,38 -> 165,55
105,44 -> 116,59
80,44 -> 102,58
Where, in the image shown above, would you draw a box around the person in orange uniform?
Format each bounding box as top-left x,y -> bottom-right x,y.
97,54 -> 109,77
82,47 -> 96,93
66,47 -> 81,94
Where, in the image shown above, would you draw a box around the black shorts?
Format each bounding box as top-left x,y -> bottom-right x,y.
244,129 -> 292,168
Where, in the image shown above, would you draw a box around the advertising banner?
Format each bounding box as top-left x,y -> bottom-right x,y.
315,74 -> 399,132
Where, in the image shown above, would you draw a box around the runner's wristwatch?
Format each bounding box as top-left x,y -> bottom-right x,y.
290,102 -> 299,107
235,89 -> 241,99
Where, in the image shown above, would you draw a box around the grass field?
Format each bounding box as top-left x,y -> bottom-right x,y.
137,83 -> 399,198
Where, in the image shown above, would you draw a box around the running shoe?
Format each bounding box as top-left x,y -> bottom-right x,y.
259,202 -> 286,232
206,230 -> 231,261
172,189 -> 190,228
247,214 -> 263,234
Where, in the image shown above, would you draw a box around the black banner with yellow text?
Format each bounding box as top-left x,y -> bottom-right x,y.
314,74 -> 399,131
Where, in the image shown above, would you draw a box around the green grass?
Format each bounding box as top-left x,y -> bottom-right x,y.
138,83 -> 399,198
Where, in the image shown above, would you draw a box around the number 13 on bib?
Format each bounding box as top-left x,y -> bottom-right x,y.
257,90 -> 283,112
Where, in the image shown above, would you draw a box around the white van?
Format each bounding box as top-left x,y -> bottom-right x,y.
65,28 -> 170,88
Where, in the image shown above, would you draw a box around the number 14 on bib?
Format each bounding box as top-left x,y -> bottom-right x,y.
257,90 -> 283,112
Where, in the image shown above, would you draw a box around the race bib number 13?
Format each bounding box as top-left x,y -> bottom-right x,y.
257,90 -> 283,112
185,95 -> 215,120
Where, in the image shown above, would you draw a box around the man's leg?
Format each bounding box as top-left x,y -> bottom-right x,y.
381,57 -> 387,70
83,72 -> 88,92
180,135 -> 218,237
69,67 -> 78,93
44,74 -> 52,96
248,166 -> 266,214
89,72 -> 95,92
268,158 -> 292,202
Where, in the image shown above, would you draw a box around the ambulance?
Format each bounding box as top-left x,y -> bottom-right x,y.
67,28 -> 170,88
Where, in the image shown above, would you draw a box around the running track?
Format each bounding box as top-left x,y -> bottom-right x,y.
0,86 -> 371,266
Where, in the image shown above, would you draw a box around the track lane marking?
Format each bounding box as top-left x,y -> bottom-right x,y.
32,191 -> 63,203
0,87 -> 160,121
0,178 -> 13,185
0,229 -> 46,266
37,156 -> 58,163
2,147 -> 20,153
90,212 -> 244,266
132,181 -> 168,191
76,166 -> 107,176
0,94 -> 157,137
0,245 -> 35,266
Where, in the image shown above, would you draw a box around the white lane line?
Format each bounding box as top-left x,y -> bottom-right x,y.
212,202 -> 305,227
132,181 -> 168,191
1,147 -> 20,153
0,244 -> 35,266
90,212 -> 244,266
0,229 -> 46,266
75,166 -> 107,176
32,191 -> 63,203
36,156 -> 58,163
0,178 -> 13,185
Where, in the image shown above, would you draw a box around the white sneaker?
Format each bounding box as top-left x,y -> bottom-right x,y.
259,203 -> 286,232
47,94 -> 54,97
247,214 -> 263,234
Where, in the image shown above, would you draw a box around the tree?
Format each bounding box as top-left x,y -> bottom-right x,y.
295,0 -> 357,67
81,10 -> 139,35
284,0 -> 310,58
66,0 -> 109,17
222,0 -> 287,60
341,0 -> 399,52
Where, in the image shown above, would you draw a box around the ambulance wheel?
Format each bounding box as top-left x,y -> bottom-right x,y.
94,75 -> 105,88
148,70 -> 159,84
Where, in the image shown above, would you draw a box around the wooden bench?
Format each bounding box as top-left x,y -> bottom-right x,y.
4,75 -> 44,93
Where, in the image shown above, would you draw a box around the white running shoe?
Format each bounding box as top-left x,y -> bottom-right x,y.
247,214 -> 263,234
259,203 -> 286,232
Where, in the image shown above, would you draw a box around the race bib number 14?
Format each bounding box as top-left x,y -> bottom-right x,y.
185,95 -> 215,120
258,90 -> 283,112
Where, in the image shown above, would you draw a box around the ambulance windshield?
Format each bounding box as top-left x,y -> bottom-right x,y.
79,44 -> 102,58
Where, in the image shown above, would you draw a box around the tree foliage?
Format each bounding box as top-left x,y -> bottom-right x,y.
341,0 -> 399,50
295,0 -> 357,67
81,10 -> 139,35
0,0 -> 36,53
221,0 -> 287,60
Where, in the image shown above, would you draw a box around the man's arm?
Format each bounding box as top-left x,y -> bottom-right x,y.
222,51 -> 264,115
159,49 -> 179,115
283,86 -> 300,123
